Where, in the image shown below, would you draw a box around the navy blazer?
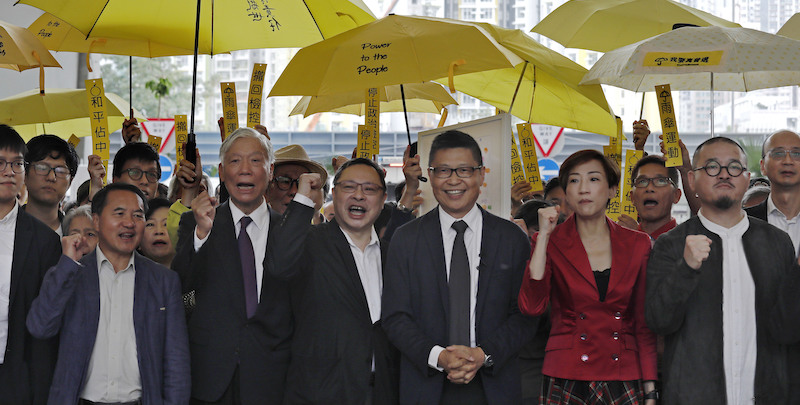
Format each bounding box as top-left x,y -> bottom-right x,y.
26,252 -> 190,405
381,206 -> 537,405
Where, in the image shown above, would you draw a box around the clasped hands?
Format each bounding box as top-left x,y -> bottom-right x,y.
437,345 -> 484,385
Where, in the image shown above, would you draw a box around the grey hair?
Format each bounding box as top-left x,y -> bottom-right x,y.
218,127 -> 274,164
167,171 -> 212,202
62,205 -> 92,232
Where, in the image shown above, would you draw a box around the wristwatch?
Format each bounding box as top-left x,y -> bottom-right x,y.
397,203 -> 414,214
483,353 -> 494,368
643,389 -> 659,400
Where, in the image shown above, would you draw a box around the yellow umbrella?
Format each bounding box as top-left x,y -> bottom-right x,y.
289,82 -> 457,117
777,13 -> 800,40
0,20 -> 61,92
532,0 -> 740,52
0,88 -> 146,141
269,14 -> 524,97
440,23 -> 617,136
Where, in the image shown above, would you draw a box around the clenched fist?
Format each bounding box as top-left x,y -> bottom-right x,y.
684,235 -> 712,270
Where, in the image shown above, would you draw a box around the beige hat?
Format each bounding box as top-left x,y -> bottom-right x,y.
273,144 -> 329,183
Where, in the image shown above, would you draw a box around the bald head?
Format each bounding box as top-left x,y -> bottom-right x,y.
762,130 -> 800,158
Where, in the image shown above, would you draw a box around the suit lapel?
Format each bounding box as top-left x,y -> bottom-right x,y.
551,216 -> 596,288
80,252 -> 102,371
132,253 -> 147,353
8,212 -> 32,308
421,209 -> 449,319
330,220 -> 372,324
606,219 -> 634,296
475,209 -> 496,325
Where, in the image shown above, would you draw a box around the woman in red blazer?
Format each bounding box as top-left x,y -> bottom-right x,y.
519,149 -> 658,405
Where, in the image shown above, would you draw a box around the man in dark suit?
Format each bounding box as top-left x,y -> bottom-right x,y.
26,183 -> 190,404
0,124 -> 61,405
382,130 -> 537,405
173,127 -> 292,405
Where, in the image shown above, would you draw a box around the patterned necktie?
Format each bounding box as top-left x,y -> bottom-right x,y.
449,220 -> 470,346
238,216 -> 258,318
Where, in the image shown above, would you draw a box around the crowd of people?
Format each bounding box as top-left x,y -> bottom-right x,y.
0,117 -> 799,405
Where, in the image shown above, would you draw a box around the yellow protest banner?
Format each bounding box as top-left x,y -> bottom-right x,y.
365,88 -> 380,155
247,64 -> 267,128
510,131 -> 525,185
644,51 -> 723,67
356,125 -> 374,159
655,84 -> 683,167
147,135 -> 162,152
174,115 -> 188,167
67,134 -> 80,149
86,78 -> 110,184
516,123 -> 544,192
620,149 -> 644,220
220,82 -> 238,139
604,118 -> 624,220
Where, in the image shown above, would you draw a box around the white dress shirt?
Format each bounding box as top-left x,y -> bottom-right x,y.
698,211 -> 757,404
766,195 -> 800,255
194,200 -> 270,301
81,247 -> 141,402
0,203 -> 18,364
428,204 -> 483,370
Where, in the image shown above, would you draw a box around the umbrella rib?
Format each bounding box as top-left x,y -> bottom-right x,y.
301,0 -> 325,39
86,0 -> 111,39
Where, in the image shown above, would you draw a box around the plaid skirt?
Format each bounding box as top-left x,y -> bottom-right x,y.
539,376 -> 644,405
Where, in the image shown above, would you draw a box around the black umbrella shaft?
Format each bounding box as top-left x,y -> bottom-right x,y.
129,56 -> 133,119
186,0 -> 202,163
400,84 -> 427,182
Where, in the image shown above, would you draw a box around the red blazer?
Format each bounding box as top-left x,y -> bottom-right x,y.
518,215 -> 658,382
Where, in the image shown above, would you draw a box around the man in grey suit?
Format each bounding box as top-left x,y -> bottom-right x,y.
26,182 -> 190,405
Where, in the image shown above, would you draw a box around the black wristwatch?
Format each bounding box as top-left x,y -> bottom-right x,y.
483,353 -> 494,368
396,203 -> 413,214
643,389 -> 659,400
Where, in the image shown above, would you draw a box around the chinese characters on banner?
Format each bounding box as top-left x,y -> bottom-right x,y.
510,131 -> 525,185
85,78 -> 109,185
517,123 -> 544,193
247,64 -> 267,128
643,51 -> 723,67
620,149 -> 644,220
220,82 -> 238,140
655,84 -> 683,167
147,135 -> 163,152
174,115 -> 188,168
604,117 -> 624,220
356,125 -> 375,159
365,88 -> 380,155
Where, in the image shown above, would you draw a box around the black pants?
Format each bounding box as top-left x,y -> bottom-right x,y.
190,367 -> 242,405
440,373 -> 488,405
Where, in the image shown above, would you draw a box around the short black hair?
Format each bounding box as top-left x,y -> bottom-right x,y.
558,149 -> 620,191
0,124 -> 28,156
543,177 -> 562,198
631,154 -> 679,187
513,199 -> 555,232
112,142 -> 160,178
91,183 -> 148,216
428,130 -> 482,167
333,158 -> 386,191
692,136 -> 747,167
25,134 -> 79,178
146,197 -> 172,219
76,179 -> 90,205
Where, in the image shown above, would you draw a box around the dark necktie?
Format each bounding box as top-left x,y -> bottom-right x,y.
238,216 -> 258,318
449,220 -> 470,346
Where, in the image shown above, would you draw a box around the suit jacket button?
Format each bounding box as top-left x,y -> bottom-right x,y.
612,354 -> 619,361
579,313 -> 586,320
581,354 -> 589,362
612,332 -> 620,340
614,312 -> 622,320
580,333 -> 587,341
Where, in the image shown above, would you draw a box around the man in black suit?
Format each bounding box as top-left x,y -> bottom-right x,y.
173,127 -> 291,405
271,152 -> 420,405
382,130 -> 537,405
0,124 -> 61,405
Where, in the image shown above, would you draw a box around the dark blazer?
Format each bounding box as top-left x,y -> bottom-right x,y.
26,252 -> 190,405
270,201 -> 406,405
0,210 -> 60,405
173,202 -> 292,405
646,215 -> 800,404
381,206 -> 537,405
518,216 -> 657,382
744,199 -> 767,220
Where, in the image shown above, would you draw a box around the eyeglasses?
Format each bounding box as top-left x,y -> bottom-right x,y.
273,176 -> 299,191
428,166 -> 483,179
633,176 -> 674,188
122,168 -> 160,183
31,163 -> 71,179
693,160 -> 745,177
0,159 -> 25,174
768,148 -> 800,161
334,181 -> 384,196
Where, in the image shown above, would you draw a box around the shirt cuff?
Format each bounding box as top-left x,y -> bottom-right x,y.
193,226 -> 210,251
293,194 -> 315,208
428,345 -> 445,371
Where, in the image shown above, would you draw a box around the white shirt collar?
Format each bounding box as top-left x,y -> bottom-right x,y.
766,194 -> 800,221
698,209 -> 749,237
341,226 -> 380,251
95,245 -> 136,274
438,204 -> 482,234
229,198 -> 270,231
0,203 -> 19,227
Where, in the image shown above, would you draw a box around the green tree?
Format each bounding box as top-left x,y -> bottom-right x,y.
738,137 -> 763,177
145,78 -> 172,117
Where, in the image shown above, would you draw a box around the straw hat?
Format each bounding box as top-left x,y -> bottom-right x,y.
273,144 -> 329,183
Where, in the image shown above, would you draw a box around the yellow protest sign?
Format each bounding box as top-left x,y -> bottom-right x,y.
85,78 -> 109,184
604,119 -> 624,220
510,131 -> 525,185
620,149 -> 644,220
220,82 -> 238,139
644,51 -> 723,67
247,64 -> 267,128
516,123 -> 544,192
174,115 -> 188,166
356,125 -> 375,159
147,135 -> 162,152
67,134 -> 80,149
655,84 -> 683,167
365,88 -> 380,155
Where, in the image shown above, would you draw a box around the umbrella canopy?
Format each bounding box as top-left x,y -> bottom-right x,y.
581,26 -> 800,92
0,88 -> 145,140
777,13 -> 800,40
18,0 -> 377,54
269,14 -> 524,97
532,0 -> 740,52
441,23 -> 617,136
0,19 -> 61,71
290,82 -> 457,117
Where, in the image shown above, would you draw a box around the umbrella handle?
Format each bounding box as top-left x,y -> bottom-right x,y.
32,51 -> 45,94
448,60 -> 466,93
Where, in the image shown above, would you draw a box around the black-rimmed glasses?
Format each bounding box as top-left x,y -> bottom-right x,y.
428,166 -> 483,179
31,163 -> 70,179
632,176 -> 674,188
122,168 -> 160,183
0,159 -> 25,174
693,161 -> 745,177
273,176 -> 299,191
